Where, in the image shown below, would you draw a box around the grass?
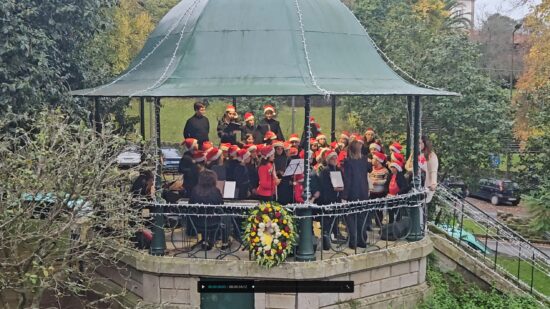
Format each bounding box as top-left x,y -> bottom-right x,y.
461,217 -> 497,235
496,255 -> 550,297
127,98 -> 347,145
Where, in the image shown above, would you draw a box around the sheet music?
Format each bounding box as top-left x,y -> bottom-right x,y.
223,181 -> 237,199
283,159 -> 304,176
330,171 -> 344,189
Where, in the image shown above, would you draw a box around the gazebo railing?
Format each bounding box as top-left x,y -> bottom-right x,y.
140,190 -> 427,261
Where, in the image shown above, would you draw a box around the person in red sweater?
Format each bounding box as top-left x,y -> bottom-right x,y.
387,160 -> 409,223
256,145 -> 280,201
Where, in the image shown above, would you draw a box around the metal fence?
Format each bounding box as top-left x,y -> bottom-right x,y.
140,190 -> 427,261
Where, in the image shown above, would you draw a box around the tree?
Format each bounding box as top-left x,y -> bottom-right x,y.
0,0 -> 116,115
0,110 -> 146,308
343,0 -> 512,181
477,13 -> 524,85
513,0 -> 550,142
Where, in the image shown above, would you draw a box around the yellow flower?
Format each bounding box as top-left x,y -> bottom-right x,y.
275,206 -> 281,211
273,219 -> 278,223
254,219 -> 259,224
254,237 -> 260,243
268,208 -> 272,212
251,232 -> 256,236
261,234 -> 273,247
283,219 -> 287,224
263,215 -> 269,223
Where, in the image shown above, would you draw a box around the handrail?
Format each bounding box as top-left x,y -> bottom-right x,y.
437,185 -> 550,261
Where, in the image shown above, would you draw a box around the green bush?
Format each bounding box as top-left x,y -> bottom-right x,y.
420,258 -> 541,309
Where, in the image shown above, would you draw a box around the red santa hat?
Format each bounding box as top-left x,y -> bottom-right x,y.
365,128 -> 375,135
369,142 -> 382,151
272,140 -> 284,148
229,145 -> 240,157
202,141 -> 213,151
260,145 -> 275,158
237,149 -> 250,162
182,138 -> 198,152
316,147 -> 330,162
330,141 -> 338,149
288,147 -> 299,157
264,130 -> 277,141
324,150 -> 338,161
244,112 -> 254,122
288,133 -> 300,143
316,133 -> 327,141
245,144 -> 258,152
206,147 -> 222,163
263,105 -> 276,115
309,138 -> 318,145
389,161 -> 403,172
391,152 -> 405,163
340,131 -> 350,140
226,105 -> 236,113
192,150 -> 205,163
354,135 -> 364,144
220,143 -> 231,152
389,142 -> 403,154
373,151 -> 386,163
283,141 -> 291,150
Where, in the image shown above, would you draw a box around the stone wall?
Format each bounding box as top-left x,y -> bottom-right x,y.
99,238 -> 433,308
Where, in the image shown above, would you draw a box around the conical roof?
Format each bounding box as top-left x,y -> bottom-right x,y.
72,0 -> 457,97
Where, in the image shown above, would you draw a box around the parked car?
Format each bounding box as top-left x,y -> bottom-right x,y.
441,176 -> 469,199
470,178 -> 520,206
116,146 -> 141,168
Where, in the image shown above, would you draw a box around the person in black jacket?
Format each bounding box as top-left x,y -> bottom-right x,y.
183,101 -> 210,147
189,170 -> 224,250
319,150 -> 343,250
273,140 -> 291,204
178,138 -> 200,197
241,112 -> 262,144
342,139 -> 372,249
217,105 -> 240,145
258,105 -> 284,141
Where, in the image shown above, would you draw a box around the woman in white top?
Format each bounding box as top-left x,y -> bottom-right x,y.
406,135 -> 438,203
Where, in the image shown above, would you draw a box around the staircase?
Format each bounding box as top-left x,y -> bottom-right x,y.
430,186 -> 550,304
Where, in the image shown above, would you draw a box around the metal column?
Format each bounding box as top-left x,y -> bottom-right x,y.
150,97 -> 166,256
331,96 -> 336,142
407,96 -> 423,241
296,96 -> 315,261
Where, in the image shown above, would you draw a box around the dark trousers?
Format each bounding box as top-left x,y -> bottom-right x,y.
346,212 -> 367,247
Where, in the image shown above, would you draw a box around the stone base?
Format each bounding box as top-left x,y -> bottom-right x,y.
98,238 -> 433,308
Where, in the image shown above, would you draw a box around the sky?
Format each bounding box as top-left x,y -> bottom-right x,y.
475,0 -> 542,26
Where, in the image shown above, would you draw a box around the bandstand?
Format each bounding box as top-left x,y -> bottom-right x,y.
72,0 -> 458,307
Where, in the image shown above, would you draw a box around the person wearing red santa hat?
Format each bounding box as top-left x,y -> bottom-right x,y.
258,105 -> 284,141
316,133 -> 329,148
202,141 -> 213,152
263,130 -> 277,145
339,130 -> 351,148
219,142 -> 231,160
217,104 -> 240,145
362,128 -> 377,156
206,147 -> 225,181
387,160 -> 409,223
178,138 -> 200,197
241,112 -> 262,144
288,133 -> 300,149
225,145 -> 241,182
256,145 -> 280,201
299,116 -> 321,149
318,149 -> 343,250
234,149 -> 251,199
369,151 -> 390,229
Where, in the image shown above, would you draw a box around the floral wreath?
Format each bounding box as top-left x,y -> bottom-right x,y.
242,202 -> 296,268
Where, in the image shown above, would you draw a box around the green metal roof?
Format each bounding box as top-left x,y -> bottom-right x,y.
72,0 -> 458,97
